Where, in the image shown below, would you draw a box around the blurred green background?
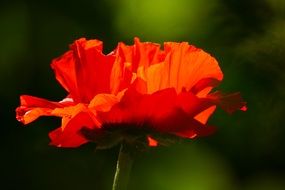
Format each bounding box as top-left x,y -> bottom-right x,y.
1,0 -> 285,189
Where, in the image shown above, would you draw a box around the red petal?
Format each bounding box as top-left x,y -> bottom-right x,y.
19,95 -> 63,108
98,88 -> 215,138
133,37 -> 164,68
51,51 -> 78,100
142,41 -> 223,94
49,111 -> 98,148
176,91 -> 213,116
176,91 -> 218,124
110,38 -> 164,94
97,88 -> 176,124
113,38 -> 223,97
16,95 -> 64,124
88,94 -> 119,112
126,88 -> 177,123
51,38 -> 115,103
99,87 -> 245,139
152,108 -> 216,138
109,42 -> 134,95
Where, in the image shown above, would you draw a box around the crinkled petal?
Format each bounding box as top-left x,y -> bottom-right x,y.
141,41 -> 223,94
133,37 -> 164,68
116,38 -> 222,96
110,38 -> 165,94
110,42 -> 133,95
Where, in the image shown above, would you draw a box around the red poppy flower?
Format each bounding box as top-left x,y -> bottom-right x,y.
16,37 -> 246,148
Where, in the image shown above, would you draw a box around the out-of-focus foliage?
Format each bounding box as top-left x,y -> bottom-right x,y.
130,143 -> 238,190
113,0 -> 222,42
1,0 -> 284,190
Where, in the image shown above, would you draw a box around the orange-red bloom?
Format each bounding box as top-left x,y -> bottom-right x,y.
16,38 -> 246,148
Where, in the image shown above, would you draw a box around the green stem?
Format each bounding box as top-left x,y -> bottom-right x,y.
112,143 -> 134,190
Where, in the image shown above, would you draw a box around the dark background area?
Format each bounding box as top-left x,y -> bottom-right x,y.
1,0 -> 285,189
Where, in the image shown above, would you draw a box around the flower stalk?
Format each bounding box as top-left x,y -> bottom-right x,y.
112,143 -> 134,190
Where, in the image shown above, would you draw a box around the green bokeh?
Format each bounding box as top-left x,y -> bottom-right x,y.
113,0 -> 222,42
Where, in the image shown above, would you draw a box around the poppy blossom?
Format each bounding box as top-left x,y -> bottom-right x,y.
16,37 -> 246,148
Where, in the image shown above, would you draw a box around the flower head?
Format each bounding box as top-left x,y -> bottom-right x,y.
16,38 -> 246,148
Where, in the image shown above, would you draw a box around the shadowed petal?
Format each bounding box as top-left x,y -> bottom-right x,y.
49,111 -> 98,148
152,108 -> 216,138
207,91 -> 247,114
190,77 -> 221,97
98,87 -> 245,139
